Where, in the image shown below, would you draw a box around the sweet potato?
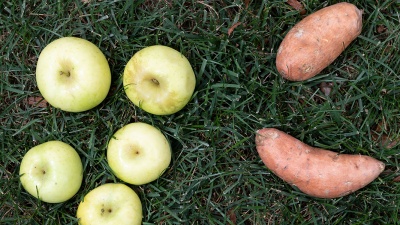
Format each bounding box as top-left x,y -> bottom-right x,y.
255,128 -> 385,198
276,2 -> 363,81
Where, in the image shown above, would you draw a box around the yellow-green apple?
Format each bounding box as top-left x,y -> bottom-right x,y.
19,141 -> 83,203
107,122 -> 171,185
76,183 -> 142,225
123,45 -> 196,115
35,37 -> 111,112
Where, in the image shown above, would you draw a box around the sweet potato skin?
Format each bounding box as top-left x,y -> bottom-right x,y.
255,128 -> 385,198
276,2 -> 363,81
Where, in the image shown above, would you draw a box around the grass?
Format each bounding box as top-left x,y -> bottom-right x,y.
1,0 -> 400,224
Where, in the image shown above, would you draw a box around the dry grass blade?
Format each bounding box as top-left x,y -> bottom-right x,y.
228,22 -> 242,36
286,0 -> 306,15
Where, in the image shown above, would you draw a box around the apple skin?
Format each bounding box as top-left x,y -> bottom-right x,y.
36,37 -> 111,112
19,141 -> 83,203
76,183 -> 142,225
107,122 -> 171,185
123,45 -> 196,115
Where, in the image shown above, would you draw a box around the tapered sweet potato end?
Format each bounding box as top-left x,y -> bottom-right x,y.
255,128 -> 280,146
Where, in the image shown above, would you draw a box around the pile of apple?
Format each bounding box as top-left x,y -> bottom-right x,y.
19,37 -> 196,224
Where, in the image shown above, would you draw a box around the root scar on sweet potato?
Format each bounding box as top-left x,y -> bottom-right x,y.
256,128 -> 385,198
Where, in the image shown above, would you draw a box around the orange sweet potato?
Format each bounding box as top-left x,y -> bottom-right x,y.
276,2 -> 363,81
255,128 -> 385,198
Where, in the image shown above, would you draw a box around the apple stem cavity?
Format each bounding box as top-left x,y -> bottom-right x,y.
60,70 -> 71,77
151,78 -> 159,85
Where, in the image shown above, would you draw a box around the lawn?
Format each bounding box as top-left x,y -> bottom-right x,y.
1,0 -> 400,224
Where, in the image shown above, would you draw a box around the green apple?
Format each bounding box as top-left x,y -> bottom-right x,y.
76,183 -> 142,225
19,141 -> 83,203
107,122 -> 171,185
36,37 -> 111,112
123,45 -> 196,115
